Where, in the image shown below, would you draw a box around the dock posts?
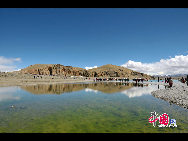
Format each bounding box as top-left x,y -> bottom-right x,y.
158,77 -> 159,82
187,75 -> 188,86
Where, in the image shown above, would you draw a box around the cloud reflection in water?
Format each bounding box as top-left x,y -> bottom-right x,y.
85,88 -> 99,93
0,87 -> 20,102
121,84 -> 162,98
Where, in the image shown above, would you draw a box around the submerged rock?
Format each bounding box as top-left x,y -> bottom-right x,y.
10,105 -> 15,108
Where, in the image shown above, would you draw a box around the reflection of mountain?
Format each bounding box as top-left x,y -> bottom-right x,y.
121,84 -> 162,98
21,84 -> 87,94
20,82 -> 134,95
21,82 -> 160,96
86,82 -> 133,94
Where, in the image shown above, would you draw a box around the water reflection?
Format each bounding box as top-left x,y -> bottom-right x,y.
86,82 -> 133,94
20,83 -> 133,95
19,82 -> 162,96
20,83 -> 86,94
85,88 -> 99,93
121,84 -> 164,98
0,83 -> 187,133
0,87 -> 20,101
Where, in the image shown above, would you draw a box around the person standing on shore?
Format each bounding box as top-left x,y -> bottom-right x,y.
167,77 -> 169,83
180,77 -> 184,83
165,78 -> 167,83
169,77 -> 173,87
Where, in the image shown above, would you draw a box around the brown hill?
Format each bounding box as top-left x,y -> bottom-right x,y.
87,64 -> 152,79
20,64 -> 89,77
19,64 -> 153,79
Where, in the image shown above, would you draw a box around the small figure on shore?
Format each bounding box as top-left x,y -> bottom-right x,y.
169,77 -> 173,88
180,77 -> 185,83
135,78 -> 138,83
166,77 -> 169,83
165,78 -> 169,83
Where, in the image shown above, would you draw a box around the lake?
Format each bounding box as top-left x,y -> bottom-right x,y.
0,82 -> 187,133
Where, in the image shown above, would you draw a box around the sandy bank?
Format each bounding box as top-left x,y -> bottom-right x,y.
0,78 -> 93,87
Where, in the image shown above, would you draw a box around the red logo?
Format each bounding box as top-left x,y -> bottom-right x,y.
149,111 -> 170,127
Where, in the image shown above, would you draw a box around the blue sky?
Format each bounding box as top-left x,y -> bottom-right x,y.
1,8 -> 188,75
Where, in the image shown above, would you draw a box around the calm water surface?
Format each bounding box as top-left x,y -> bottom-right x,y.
0,82 -> 187,133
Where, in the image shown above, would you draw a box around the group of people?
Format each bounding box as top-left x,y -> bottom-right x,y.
94,77 -> 149,82
132,78 -> 147,83
94,78 -> 130,82
33,75 -> 42,79
164,77 -> 173,87
165,76 -> 188,87
180,77 -> 187,83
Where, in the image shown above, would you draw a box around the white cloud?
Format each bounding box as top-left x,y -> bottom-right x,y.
0,56 -> 21,65
85,66 -> 97,70
121,55 -> 188,75
0,56 -> 21,72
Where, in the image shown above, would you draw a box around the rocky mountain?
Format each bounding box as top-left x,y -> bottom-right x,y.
20,64 -> 89,77
87,64 -> 153,79
19,64 -> 153,79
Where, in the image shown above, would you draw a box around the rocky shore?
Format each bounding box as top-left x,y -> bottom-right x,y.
151,82 -> 188,109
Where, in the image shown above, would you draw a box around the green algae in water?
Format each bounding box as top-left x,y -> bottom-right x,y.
0,83 -> 188,133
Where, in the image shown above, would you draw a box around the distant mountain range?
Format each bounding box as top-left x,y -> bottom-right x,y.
18,64 -> 154,79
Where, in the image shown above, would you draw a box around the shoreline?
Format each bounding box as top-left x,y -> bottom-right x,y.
0,78 -> 94,87
0,78 -> 167,87
0,78 -> 188,109
151,82 -> 188,109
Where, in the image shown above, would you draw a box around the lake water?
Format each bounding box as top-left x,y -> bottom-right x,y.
0,82 -> 187,133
